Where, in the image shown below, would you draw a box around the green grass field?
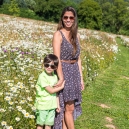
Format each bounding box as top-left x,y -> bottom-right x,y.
0,15 -> 129,129
75,38 -> 129,129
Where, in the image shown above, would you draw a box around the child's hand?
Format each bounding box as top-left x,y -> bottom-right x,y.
56,104 -> 61,113
56,107 -> 61,113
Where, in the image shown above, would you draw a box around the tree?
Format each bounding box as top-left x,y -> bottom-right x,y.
101,2 -> 115,32
0,0 -> 20,16
16,0 -> 27,8
25,0 -> 36,10
113,0 -> 129,33
64,0 -> 78,11
115,0 -> 129,35
78,0 -> 102,30
0,0 -> 4,5
8,0 -> 20,16
101,0 -> 129,34
34,0 -> 66,22
2,0 -> 36,9
94,0 -> 114,5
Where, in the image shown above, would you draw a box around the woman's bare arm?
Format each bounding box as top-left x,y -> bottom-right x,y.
77,33 -> 84,90
45,81 -> 65,94
52,31 -> 64,85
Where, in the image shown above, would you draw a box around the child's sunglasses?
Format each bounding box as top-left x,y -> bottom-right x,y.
44,63 -> 57,69
63,16 -> 74,20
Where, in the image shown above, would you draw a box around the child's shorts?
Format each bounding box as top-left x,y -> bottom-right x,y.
36,109 -> 55,126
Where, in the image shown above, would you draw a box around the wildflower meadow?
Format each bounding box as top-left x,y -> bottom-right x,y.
0,14 -> 129,129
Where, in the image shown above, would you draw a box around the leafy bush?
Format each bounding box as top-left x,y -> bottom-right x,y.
0,0 -> 20,16
19,8 -> 41,20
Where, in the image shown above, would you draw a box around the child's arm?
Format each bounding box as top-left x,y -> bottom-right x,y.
45,80 -> 65,94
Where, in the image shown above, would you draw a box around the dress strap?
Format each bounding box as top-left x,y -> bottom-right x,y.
59,30 -> 65,39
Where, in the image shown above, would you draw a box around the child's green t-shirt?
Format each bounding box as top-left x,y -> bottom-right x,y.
35,71 -> 58,110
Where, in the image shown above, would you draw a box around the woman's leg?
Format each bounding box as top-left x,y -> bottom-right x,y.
64,101 -> 75,129
62,117 -> 67,129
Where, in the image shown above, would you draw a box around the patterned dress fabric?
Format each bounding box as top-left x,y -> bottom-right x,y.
53,31 -> 82,129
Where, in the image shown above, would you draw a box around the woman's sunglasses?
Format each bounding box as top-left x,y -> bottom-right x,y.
44,63 -> 57,69
63,16 -> 74,20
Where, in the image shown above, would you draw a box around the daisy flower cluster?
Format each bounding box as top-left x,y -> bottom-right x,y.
1,14 -> 128,128
78,29 -> 119,83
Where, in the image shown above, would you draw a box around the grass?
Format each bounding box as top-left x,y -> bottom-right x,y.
75,38 -> 129,129
0,14 -> 129,128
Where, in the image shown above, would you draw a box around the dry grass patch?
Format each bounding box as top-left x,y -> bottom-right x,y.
105,117 -> 113,123
99,103 -> 111,109
105,124 -> 117,129
105,116 -> 117,129
122,76 -> 129,80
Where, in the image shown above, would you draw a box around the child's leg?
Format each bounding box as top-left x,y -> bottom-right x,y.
36,125 -> 43,129
45,125 -> 51,129
36,110 -> 47,129
45,109 -> 55,128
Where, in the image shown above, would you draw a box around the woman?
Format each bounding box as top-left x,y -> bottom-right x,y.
52,6 -> 84,129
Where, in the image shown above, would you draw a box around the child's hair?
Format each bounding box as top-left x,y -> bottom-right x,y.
43,54 -> 59,68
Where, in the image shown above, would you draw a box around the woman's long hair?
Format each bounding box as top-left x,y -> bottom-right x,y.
57,6 -> 78,56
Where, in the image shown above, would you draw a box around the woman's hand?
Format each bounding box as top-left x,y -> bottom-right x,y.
54,79 -> 64,88
81,78 -> 84,91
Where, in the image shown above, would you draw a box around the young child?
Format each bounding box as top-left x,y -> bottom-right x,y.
34,54 -> 65,129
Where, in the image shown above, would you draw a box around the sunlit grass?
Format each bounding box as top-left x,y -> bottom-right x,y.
0,14 -> 129,128
75,38 -> 129,128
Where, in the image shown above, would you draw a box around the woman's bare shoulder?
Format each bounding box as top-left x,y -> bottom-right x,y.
53,30 -> 62,38
53,30 -> 62,44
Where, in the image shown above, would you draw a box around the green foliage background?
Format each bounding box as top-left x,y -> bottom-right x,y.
0,0 -> 129,35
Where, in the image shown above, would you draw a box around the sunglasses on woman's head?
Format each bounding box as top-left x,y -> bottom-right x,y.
44,63 -> 57,69
63,16 -> 74,20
